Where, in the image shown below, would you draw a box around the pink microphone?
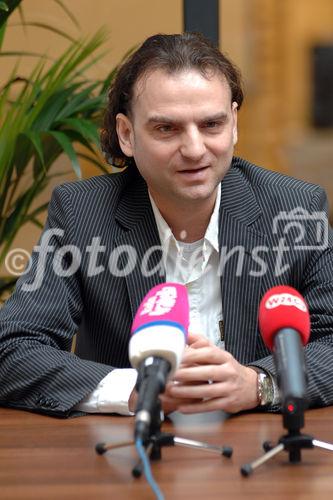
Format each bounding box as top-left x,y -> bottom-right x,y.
129,283 -> 189,440
130,282 -> 189,375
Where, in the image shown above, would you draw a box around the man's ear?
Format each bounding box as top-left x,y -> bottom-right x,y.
116,113 -> 134,157
232,101 -> 238,145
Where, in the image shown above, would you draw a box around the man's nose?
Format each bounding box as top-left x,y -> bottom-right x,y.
179,128 -> 206,161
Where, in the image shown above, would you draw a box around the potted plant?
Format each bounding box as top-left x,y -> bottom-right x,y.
0,0 -> 117,300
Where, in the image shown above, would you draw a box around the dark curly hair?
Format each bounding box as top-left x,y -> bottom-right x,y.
100,32 -> 244,168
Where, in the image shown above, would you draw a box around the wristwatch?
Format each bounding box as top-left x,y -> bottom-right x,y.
252,368 -> 274,406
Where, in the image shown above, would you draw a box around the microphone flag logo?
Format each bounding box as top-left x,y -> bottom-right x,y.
140,285 -> 177,317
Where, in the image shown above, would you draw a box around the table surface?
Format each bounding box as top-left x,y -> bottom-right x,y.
0,406 -> 333,499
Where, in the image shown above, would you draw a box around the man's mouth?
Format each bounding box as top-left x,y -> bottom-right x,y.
178,165 -> 209,174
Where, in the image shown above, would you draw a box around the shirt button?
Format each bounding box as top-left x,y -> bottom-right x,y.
219,320 -> 225,341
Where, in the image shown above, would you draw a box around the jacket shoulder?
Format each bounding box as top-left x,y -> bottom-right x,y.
48,168 -> 145,216
231,157 -> 323,195
53,168 -> 136,198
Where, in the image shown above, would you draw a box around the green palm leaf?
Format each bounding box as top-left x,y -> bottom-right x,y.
0,3 -> 119,296
48,131 -> 81,178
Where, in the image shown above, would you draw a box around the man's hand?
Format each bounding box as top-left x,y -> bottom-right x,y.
128,386 -> 200,415
164,333 -> 259,414
128,333 -> 207,414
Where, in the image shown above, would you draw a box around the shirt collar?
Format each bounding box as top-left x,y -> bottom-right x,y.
149,194 -> 174,247
204,183 -> 220,253
149,183 -> 220,252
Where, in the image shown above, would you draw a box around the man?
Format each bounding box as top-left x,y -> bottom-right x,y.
0,33 -> 332,417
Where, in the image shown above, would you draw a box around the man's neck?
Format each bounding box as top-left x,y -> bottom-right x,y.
151,195 -> 217,243
169,210 -> 212,243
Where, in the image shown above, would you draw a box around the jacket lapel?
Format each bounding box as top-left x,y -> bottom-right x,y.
219,165 -> 267,364
114,172 -> 165,320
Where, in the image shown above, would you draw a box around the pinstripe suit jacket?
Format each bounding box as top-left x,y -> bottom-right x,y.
0,157 -> 333,416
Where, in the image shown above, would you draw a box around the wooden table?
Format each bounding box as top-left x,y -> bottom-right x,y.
0,406 -> 333,499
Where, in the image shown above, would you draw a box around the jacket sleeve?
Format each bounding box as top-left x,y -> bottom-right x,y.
251,186 -> 333,409
0,186 -> 112,416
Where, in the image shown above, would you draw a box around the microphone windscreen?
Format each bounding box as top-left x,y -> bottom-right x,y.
131,282 -> 189,337
259,285 -> 310,351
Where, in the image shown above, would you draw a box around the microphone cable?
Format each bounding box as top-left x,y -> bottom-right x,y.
135,438 -> 164,500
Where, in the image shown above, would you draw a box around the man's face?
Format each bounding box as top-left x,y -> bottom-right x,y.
116,68 -> 238,211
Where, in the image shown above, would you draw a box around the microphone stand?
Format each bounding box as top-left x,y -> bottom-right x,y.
95,400 -> 233,478
240,404 -> 333,477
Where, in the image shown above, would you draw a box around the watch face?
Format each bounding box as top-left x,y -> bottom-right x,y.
258,372 -> 274,406
261,374 -> 274,406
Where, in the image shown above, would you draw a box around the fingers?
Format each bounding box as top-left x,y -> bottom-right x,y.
168,364 -> 259,413
182,346 -> 231,366
173,364 -> 226,383
169,380 -> 227,400
172,343 -> 259,414
178,397 -> 229,414
187,332 -> 211,348
160,392 -> 201,415
177,345 -> 234,382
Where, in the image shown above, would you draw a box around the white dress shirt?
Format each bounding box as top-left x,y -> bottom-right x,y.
75,186 -> 223,415
150,185 -> 223,347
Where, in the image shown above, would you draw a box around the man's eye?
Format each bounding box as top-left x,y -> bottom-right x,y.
157,125 -> 174,133
204,121 -> 220,128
